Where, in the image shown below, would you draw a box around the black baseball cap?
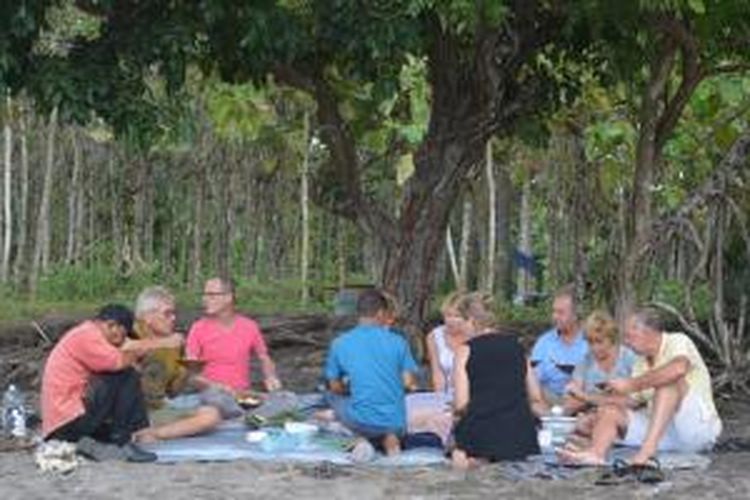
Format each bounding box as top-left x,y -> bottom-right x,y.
96,304 -> 135,336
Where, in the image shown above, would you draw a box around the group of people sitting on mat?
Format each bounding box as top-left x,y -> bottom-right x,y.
40,280 -> 721,471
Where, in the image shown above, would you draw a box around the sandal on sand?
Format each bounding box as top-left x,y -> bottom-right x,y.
634,457 -> 665,484
594,458 -> 637,486
595,457 -> 665,486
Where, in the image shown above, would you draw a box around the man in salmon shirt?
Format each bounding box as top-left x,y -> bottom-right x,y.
41,304 -> 183,462
185,277 -> 281,417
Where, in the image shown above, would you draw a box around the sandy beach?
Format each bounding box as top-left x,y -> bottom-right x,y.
2,315 -> 750,499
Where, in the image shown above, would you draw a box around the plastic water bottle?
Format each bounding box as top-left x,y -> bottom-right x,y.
2,384 -> 27,438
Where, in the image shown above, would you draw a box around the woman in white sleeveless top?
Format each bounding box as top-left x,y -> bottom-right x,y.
406,293 -> 466,444
425,293 -> 466,394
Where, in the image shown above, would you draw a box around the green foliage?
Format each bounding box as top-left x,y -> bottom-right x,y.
0,1 -> 54,90
651,279 -> 713,320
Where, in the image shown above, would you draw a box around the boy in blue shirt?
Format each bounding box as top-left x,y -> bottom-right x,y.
324,289 -> 418,456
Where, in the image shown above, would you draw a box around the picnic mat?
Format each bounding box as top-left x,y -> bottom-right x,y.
145,392 -> 446,466
144,393 -> 711,472
141,420 -> 447,466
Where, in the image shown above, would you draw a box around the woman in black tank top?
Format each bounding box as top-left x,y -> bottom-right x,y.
451,293 -> 543,468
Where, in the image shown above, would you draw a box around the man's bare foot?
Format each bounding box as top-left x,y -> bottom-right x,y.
133,428 -> 160,444
382,433 -> 401,456
313,409 -> 335,421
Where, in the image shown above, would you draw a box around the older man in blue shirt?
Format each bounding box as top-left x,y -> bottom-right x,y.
531,286 -> 588,401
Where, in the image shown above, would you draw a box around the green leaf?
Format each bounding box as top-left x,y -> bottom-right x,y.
396,153 -> 414,186
687,0 -> 706,15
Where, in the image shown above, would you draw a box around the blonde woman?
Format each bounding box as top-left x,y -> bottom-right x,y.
425,292 -> 466,394
563,310 -> 636,415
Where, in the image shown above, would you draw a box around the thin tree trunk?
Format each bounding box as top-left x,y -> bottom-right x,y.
484,140 -> 496,293
546,161 -> 561,289
65,129 -> 82,264
13,103 -> 29,283
445,225 -> 460,287
337,219 -> 346,290
215,150 -> 232,279
190,162 -> 206,287
300,110 -> 311,304
144,174 -> 155,263
74,143 -> 86,263
458,197 -> 472,291
108,149 -> 124,268
30,105 -> 58,293
132,155 -> 148,267
1,94 -> 12,282
571,131 -> 588,302
495,163 -> 513,299
516,175 -> 532,301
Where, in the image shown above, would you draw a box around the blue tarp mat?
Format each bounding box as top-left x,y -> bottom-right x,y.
142,421 -> 447,467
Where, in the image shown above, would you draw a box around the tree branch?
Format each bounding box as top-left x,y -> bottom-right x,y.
669,130 -> 750,221
310,74 -> 397,245
650,300 -> 723,360
654,16 -> 705,152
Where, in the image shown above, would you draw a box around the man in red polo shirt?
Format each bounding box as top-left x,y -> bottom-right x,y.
186,277 -> 281,412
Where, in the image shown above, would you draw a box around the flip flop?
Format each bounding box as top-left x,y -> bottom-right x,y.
594,458 -> 637,486
635,457 -> 665,484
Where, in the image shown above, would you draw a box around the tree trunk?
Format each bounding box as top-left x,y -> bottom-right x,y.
190,162 -> 206,287
516,175 -> 532,301
108,149 -> 124,268
215,150 -> 232,279
143,171 -> 155,263
458,196 -> 472,291
445,225 -> 460,287
65,129 -> 82,264
484,140 -> 496,293
494,162 -> 514,299
1,94 -> 12,282
337,219 -> 347,290
12,102 -> 28,284
616,18 -> 705,320
300,110 -> 311,304
132,155 -> 149,267
30,105 -> 58,294
75,142 -> 86,263
284,7 -> 563,332
571,130 -> 589,302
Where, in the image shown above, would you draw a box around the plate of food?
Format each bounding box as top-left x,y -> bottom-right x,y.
177,358 -> 206,373
236,392 -> 264,410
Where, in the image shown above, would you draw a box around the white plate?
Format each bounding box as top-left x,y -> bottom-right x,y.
245,430 -> 268,443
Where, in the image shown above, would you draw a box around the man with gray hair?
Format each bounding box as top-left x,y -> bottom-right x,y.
559,307 -> 722,469
130,286 -> 223,443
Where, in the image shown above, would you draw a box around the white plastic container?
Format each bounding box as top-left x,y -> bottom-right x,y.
540,416 -> 577,446
283,421 -> 318,444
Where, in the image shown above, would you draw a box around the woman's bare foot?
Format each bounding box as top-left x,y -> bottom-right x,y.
451,449 -> 485,470
451,448 -> 470,470
555,447 -> 606,466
